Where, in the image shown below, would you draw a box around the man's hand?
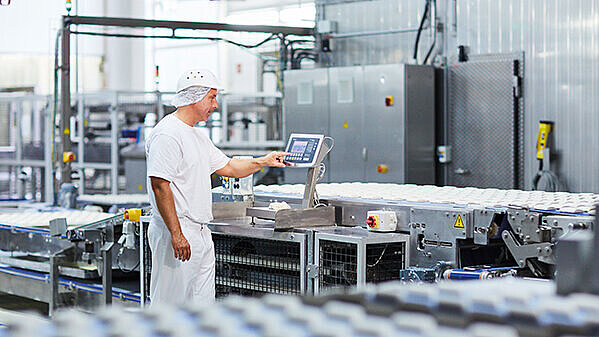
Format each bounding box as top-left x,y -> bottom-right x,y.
171,232 -> 191,262
260,151 -> 291,168
215,151 -> 291,178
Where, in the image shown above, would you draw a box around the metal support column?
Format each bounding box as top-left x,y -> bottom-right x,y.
356,242 -> 366,287
101,220 -> 115,305
15,102 -> 24,198
60,23 -> 72,185
49,254 -> 60,316
110,94 -> 119,194
221,95 -> 228,143
77,94 -> 85,194
139,217 -> 149,307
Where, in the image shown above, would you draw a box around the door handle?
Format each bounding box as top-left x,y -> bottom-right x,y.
362,147 -> 367,161
454,168 -> 470,175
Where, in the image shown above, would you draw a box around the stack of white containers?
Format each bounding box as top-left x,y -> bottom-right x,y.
254,183 -> 599,214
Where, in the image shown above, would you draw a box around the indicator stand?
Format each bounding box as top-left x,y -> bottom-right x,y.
302,138 -> 333,208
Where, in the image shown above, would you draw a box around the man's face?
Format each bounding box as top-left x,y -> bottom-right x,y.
193,88 -> 218,121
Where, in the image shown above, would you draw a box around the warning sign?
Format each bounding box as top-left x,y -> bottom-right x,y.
343,121 -> 349,129
453,215 -> 464,228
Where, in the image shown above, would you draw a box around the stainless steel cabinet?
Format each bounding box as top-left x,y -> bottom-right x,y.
284,64 -> 435,184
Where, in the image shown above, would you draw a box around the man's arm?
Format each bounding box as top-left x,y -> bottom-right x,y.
215,151 -> 290,178
150,176 -> 191,262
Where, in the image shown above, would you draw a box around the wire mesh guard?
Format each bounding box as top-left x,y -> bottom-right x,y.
213,234 -> 301,298
319,240 -> 358,288
366,242 -> 406,283
319,240 -> 406,290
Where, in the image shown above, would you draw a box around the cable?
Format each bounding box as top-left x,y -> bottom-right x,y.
532,170 -> 562,192
367,244 -> 388,268
325,137 -> 334,151
413,0 -> 431,63
71,30 -> 279,49
117,249 -> 140,273
532,159 -> 562,191
422,0 -> 437,64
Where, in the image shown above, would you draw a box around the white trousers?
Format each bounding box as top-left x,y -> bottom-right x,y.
148,217 -> 215,306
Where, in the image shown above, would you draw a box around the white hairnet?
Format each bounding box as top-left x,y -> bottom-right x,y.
171,86 -> 211,108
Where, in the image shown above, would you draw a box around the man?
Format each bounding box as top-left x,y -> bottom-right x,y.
145,68 -> 289,305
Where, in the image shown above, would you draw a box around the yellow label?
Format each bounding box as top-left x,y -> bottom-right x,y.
536,122 -> 552,159
343,121 -> 348,129
138,184 -> 142,191
454,215 -> 464,228
372,214 -> 379,228
84,119 -> 89,127
64,128 -> 70,135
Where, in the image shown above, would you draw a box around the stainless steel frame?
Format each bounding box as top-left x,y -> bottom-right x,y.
313,227 -> 409,295
58,15 -> 314,188
209,223 -> 309,296
0,213 -> 139,313
0,95 -> 53,203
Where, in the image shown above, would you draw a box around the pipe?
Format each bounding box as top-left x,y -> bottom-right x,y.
328,26 -> 425,39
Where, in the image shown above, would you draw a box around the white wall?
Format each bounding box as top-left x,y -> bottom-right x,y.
0,0 -> 315,94
103,0 -> 146,91
0,0 -> 107,93
148,0 -> 315,93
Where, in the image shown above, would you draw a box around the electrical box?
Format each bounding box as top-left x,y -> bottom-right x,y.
230,156 -> 253,196
366,210 -> 398,232
437,145 -> 452,163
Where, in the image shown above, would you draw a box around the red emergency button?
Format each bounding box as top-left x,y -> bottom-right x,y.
377,164 -> 388,173
385,96 -> 394,106
366,216 -> 377,228
63,152 -> 75,163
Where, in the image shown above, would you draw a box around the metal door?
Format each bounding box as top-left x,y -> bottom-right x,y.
328,66 -> 365,182
283,69 -> 330,183
447,54 -> 524,189
363,64 -> 407,182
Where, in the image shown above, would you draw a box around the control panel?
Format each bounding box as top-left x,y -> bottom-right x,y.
366,210 -> 398,232
284,133 -> 325,168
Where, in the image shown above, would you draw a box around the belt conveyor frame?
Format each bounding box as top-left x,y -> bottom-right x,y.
246,190 -> 596,278
0,209 -> 140,314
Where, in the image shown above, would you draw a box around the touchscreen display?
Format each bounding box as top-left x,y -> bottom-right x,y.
284,136 -> 322,166
291,141 -> 308,154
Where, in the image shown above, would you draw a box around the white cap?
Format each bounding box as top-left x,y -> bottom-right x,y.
176,68 -> 224,92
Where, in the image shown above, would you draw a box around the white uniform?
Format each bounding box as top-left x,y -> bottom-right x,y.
146,113 -> 229,306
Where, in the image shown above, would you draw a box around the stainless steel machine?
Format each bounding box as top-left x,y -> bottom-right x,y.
0,207 -> 142,314
283,63 -> 435,184
247,183 -> 596,279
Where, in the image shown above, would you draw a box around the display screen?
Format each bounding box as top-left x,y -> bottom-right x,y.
291,141 -> 308,154
284,136 -> 322,166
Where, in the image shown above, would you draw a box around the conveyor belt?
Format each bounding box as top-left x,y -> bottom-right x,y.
0,210 -> 116,229
254,183 -> 599,215
0,265 -> 141,304
78,194 -> 149,206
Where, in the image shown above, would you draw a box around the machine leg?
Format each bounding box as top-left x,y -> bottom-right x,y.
101,243 -> 114,305
101,221 -> 115,305
49,254 -> 60,316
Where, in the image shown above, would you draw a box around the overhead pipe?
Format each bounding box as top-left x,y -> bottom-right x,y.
327,26 -> 426,39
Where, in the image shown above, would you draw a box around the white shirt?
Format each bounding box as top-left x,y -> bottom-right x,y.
146,113 -> 230,224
